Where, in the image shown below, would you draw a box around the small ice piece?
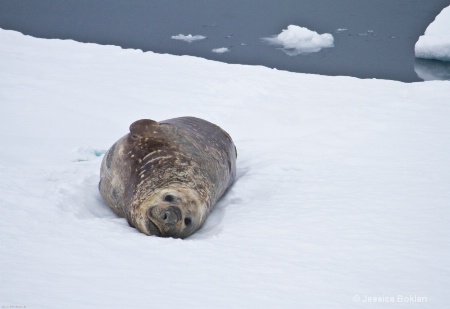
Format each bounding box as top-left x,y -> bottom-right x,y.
262,25 -> 334,56
337,28 -> 348,32
171,34 -> 206,43
71,147 -> 106,162
212,47 -> 230,53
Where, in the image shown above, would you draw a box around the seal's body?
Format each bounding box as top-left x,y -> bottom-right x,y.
99,117 -> 237,238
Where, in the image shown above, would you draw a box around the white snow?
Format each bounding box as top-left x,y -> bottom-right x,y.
415,5 -> 450,62
212,47 -> 230,53
1,28 -> 450,308
171,34 -> 206,43
263,25 -> 334,56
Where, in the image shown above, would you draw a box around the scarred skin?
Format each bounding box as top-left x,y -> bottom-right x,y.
99,117 -> 237,238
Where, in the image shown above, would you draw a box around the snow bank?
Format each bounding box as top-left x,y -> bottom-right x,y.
415,5 -> 450,61
171,34 -> 206,43
263,25 -> 334,56
1,28 -> 450,309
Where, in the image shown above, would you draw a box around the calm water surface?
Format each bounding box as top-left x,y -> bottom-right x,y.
1,0 -> 449,82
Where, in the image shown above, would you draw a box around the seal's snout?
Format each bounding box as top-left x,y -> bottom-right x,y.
159,205 -> 181,225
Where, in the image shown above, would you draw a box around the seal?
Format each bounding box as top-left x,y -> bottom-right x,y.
99,116 -> 237,238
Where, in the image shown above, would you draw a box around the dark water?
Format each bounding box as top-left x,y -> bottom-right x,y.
1,0 -> 449,82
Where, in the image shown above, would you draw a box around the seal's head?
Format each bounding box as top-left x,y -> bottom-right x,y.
133,186 -> 207,239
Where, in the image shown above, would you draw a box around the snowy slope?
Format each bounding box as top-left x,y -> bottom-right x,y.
415,5 -> 450,61
1,29 -> 450,309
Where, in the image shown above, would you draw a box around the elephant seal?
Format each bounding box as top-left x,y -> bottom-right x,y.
99,117 -> 237,238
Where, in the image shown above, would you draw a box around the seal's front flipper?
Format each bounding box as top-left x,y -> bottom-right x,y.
129,119 -> 158,137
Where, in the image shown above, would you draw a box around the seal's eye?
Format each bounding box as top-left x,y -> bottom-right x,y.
184,217 -> 192,226
164,194 -> 175,202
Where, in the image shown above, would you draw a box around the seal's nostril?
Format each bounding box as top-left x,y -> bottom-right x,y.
160,206 -> 181,225
184,217 -> 192,226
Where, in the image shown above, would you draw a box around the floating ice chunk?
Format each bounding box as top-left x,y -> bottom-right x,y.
337,28 -> 348,32
212,47 -> 230,53
415,5 -> 450,62
262,25 -> 334,56
171,34 -> 206,43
